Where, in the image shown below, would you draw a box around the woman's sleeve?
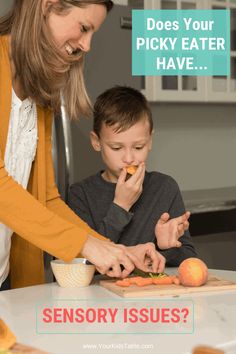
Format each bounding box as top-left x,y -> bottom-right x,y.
0,121 -> 107,263
0,151 -> 86,261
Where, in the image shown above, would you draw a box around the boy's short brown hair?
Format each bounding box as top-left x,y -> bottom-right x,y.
93,86 -> 153,136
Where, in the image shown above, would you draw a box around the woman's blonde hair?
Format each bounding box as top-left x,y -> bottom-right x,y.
0,0 -> 113,120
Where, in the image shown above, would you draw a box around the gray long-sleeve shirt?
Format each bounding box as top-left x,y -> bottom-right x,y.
68,171 -> 197,266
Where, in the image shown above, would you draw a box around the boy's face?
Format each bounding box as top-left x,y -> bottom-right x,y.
90,117 -> 153,183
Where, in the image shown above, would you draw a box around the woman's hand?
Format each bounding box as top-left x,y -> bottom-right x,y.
113,163 -> 145,211
155,211 -> 190,250
80,235 -> 135,278
128,242 -> 166,273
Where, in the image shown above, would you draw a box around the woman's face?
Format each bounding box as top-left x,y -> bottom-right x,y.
45,2 -> 107,56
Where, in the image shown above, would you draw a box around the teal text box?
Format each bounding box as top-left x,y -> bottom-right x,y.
132,10 -> 230,76
36,298 -> 194,334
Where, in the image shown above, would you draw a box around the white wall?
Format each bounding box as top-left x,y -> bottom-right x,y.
148,103 -> 236,191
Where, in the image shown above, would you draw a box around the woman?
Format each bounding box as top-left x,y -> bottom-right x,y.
0,0 -> 162,290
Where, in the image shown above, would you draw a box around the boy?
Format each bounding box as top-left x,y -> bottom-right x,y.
68,86 -> 197,266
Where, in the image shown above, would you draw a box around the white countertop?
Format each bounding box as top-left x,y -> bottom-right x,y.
1,269 -> 236,354
182,187 -> 236,213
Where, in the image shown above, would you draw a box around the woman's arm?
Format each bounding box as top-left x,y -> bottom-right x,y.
0,153 -> 86,262
0,153 -> 138,277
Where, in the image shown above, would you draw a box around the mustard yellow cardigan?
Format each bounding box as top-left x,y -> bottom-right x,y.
0,36 -> 107,288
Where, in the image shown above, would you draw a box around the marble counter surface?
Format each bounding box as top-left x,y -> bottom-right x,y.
182,187 -> 236,213
1,269 -> 236,354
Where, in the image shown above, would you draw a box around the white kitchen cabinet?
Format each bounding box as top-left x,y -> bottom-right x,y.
140,0 -> 236,102
206,0 -> 236,102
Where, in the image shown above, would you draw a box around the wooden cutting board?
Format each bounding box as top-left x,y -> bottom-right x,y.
100,275 -> 236,298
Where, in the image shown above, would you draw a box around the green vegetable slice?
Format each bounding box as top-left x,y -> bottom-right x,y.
132,268 -> 168,278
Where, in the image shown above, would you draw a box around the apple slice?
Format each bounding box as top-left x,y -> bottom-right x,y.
0,319 -> 16,350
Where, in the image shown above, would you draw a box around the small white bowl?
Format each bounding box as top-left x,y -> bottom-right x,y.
51,258 -> 95,288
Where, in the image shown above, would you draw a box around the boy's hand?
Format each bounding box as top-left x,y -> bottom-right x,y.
113,163 -> 145,211
155,211 -> 190,250
128,242 -> 166,273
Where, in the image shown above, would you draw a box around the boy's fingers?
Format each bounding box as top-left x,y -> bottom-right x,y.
175,213 -> 190,225
127,163 -> 145,184
158,211 -> 190,227
183,220 -> 190,230
117,168 -> 127,184
176,218 -> 190,236
158,212 -> 170,225
177,224 -> 185,237
175,240 -> 182,248
185,211 -> 191,220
